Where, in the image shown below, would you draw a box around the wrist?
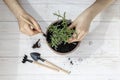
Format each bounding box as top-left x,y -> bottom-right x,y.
78,9 -> 93,22
77,0 -> 108,22
83,0 -> 115,21
16,10 -> 28,21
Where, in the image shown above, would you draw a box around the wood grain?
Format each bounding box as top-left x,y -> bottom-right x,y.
0,0 -> 120,80
0,3 -> 119,22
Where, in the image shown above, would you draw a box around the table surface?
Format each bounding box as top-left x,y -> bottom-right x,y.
0,0 -> 120,80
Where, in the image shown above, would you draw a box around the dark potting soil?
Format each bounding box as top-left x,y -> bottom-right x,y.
70,61 -> 74,65
46,20 -> 79,53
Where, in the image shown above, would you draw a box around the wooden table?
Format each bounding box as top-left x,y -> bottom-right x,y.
0,0 -> 120,80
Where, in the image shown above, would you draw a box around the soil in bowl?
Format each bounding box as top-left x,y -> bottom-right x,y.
46,20 -> 79,54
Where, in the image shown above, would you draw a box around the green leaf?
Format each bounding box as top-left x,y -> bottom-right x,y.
48,11 -> 75,48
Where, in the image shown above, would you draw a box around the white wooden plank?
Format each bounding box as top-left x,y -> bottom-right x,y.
0,21 -> 120,56
0,21 -> 119,40
1,36 -> 119,56
0,0 -> 120,80
0,4 -> 119,21
0,56 -> 120,80
1,39 -> 119,56
0,0 -> 120,5
0,75 -> 120,80
87,21 -> 120,40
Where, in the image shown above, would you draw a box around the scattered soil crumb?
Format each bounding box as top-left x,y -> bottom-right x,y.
43,33 -> 47,37
89,41 -> 93,46
70,61 -> 74,65
68,58 -> 71,60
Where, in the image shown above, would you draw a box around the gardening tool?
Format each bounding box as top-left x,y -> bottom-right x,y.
30,52 -> 71,74
32,39 -> 41,48
22,55 -> 33,63
22,55 -> 59,72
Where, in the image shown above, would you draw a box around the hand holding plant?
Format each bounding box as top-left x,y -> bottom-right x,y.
68,0 -> 115,43
68,12 -> 90,43
48,12 -> 75,48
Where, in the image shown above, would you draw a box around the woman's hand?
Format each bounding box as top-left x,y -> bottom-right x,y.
3,0 -> 42,36
17,13 -> 42,36
68,13 -> 91,43
68,0 -> 115,43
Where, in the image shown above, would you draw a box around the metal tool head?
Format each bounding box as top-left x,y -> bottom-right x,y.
22,55 -> 33,63
22,55 -> 28,63
30,52 -> 45,62
32,39 -> 41,49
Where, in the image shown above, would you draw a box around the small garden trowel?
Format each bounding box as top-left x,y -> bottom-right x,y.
30,52 -> 71,74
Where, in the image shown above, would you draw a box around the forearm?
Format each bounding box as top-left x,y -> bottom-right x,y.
82,0 -> 115,21
3,0 -> 26,19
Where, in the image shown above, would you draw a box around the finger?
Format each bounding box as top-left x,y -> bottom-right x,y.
32,28 -> 40,34
24,24 -> 36,36
68,31 -> 85,43
68,38 -> 79,43
30,18 -> 42,32
67,31 -> 77,42
68,22 -> 76,29
72,32 -> 78,38
20,27 -> 30,35
78,32 -> 88,41
18,22 -> 29,35
77,31 -> 85,40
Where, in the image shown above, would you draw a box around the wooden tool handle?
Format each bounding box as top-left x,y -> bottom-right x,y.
33,61 -> 59,72
45,60 -> 71,74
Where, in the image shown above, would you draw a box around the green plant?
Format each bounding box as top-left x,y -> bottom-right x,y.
48,11 -> 75,48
